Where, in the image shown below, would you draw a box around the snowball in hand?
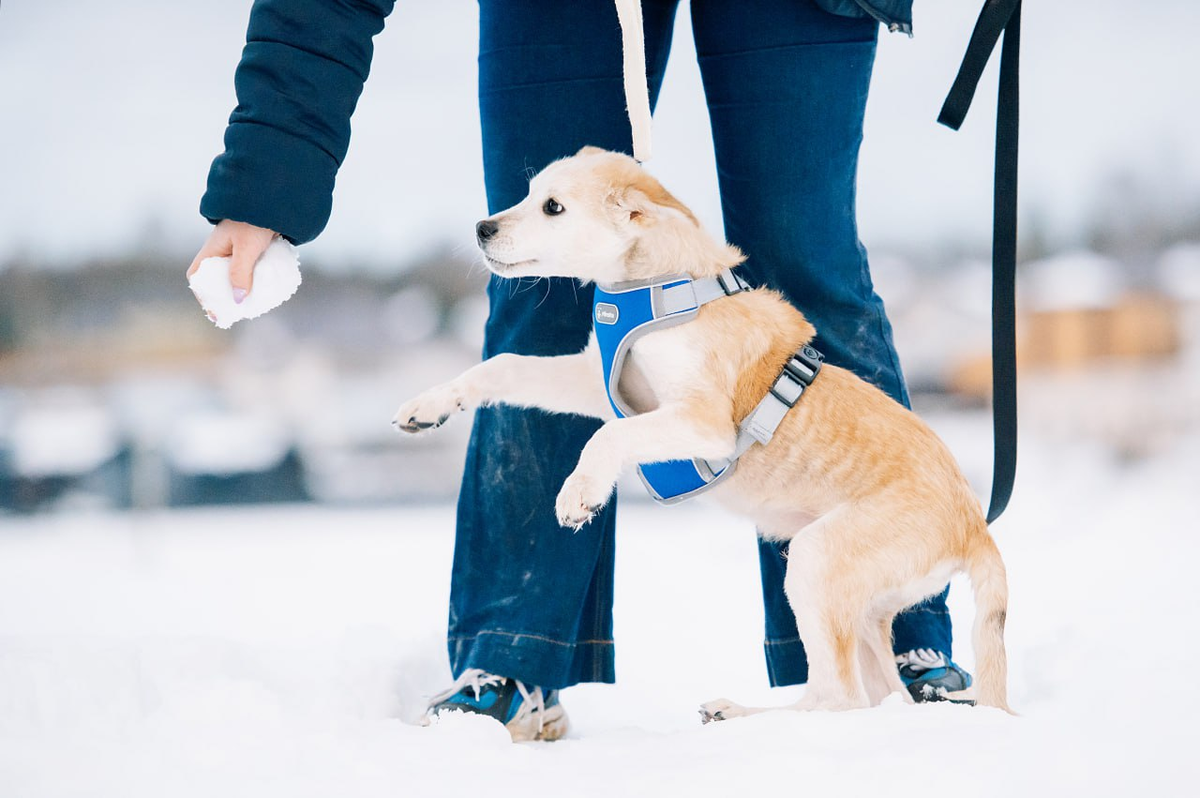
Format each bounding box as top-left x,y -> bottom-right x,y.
188,238 -> 302,329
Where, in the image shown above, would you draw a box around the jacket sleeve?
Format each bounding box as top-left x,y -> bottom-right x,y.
200,0 -> 396,244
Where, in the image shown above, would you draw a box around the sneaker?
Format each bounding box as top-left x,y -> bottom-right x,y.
896,648 -> 974,704
423,669 -> 569,742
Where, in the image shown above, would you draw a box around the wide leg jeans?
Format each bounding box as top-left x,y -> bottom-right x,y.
450,0 -> 953,690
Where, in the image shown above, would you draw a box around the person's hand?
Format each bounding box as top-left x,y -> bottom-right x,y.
187,219 -> 279,304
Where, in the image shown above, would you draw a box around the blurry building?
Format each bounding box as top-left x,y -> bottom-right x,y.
945,247 -> 1199,462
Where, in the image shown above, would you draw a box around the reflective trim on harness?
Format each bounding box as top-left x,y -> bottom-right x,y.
593,269 -> 747,504
592,269 -> 822,505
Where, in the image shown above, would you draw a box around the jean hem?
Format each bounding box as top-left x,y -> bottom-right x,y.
449,628 -> 616,691
763,637 -> 809,688
762,620 -> 956,688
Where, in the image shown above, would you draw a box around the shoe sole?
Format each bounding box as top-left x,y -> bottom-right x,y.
908,682 -> 977,706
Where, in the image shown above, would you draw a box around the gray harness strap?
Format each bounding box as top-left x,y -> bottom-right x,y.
661,269 -> 747,313
731,344 -> 823,460
657,269 -> 748,315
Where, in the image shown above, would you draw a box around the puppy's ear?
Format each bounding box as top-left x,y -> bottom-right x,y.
608,186 -> 655,224
576,145 -> 607,157
611,177 -> 744,277
608,182 -> 698,226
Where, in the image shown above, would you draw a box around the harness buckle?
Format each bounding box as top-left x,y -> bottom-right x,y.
785,346 -> 823,385
769,346 -> 824,408
768,382 -> 803,409
716,269 -> 750,296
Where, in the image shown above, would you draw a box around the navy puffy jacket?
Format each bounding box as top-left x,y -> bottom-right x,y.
201,0 -> 397,244
200,0 -> 911,245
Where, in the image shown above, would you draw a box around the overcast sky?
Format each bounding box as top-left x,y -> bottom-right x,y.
1,1 -> 1198,270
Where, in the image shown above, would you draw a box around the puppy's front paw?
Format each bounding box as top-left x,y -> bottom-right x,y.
391,384 -> 467,434
555,471 -> 612,531
699,698 -> 745,724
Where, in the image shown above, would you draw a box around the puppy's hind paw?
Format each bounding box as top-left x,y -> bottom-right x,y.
699,698 -> 745,724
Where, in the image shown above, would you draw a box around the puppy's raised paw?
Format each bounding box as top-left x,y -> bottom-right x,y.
699,698 -> 746,724
391,385 -> 467,434
555,472 -> 611,531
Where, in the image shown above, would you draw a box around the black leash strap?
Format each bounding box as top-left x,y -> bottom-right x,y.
938,0 -> 1022,524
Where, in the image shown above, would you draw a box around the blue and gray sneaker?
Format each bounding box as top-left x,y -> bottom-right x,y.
423,669 -> 568,742
896,648 -> 974,704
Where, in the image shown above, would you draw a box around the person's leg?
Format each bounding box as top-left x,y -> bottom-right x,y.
691,0 -> 953,687
449,0 -> 680,691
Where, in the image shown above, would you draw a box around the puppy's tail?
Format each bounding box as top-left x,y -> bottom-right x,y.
965,530 -> 1011,712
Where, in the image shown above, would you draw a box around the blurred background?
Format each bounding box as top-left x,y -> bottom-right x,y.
2,4 -> 1200,792
1,0 -> 1198,514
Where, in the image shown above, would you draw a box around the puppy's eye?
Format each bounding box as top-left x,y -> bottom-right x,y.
543,198 -> 564,216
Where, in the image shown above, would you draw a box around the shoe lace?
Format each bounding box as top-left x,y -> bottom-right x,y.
427,668 -> 506,706
508,679 -> 547,735
895,648 -> 948,671
427,668 -> 548,735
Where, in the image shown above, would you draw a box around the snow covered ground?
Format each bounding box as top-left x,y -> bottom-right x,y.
1,414 -> 1196,797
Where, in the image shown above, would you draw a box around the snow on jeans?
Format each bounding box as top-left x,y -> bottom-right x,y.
450,0 -> 954,690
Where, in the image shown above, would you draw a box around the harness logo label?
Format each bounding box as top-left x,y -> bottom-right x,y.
595,303 -> 620,325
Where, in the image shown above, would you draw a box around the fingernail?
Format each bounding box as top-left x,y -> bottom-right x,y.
233,288 -> 247,304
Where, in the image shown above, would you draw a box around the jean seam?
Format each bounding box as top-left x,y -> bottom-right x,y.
478,44 -> 590,58
872,298 -> 909,406
591,542 -> 609,681
449,629 -> 614,648
696,38 -> 876,63
480,76 -> 620,96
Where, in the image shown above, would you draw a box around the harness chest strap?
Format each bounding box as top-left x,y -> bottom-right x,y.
594,267 -> 751,421
593,268 -> 823,503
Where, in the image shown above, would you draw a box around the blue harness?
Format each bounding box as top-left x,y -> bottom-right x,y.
593,269 -> 823,505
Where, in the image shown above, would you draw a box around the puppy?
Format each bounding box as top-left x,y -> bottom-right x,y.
393,147 -> 1010,716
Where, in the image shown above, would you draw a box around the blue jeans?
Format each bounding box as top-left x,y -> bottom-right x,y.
450,0 -> 952,690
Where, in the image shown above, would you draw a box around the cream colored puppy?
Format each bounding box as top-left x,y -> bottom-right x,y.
393,147 -> 1010,716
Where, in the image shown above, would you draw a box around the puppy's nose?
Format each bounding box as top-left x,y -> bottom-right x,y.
476,219 -> 499,244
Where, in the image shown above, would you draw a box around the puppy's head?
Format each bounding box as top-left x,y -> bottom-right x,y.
476,147 -> 744,284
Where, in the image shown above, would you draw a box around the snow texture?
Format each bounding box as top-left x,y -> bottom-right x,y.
188,239 -> 302,330
0,418 -> 1196,797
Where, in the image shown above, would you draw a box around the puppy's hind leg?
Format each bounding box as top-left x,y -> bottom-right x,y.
700,512 -> 873,723
859,613 -> 910,706
700,600 -> 870,721
784,515 -> 871,712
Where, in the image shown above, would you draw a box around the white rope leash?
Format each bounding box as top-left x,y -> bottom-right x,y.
614,0 -> 652,163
